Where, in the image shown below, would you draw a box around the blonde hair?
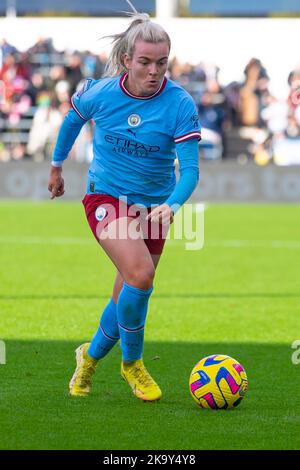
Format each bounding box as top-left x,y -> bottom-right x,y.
103,2 -> 171,78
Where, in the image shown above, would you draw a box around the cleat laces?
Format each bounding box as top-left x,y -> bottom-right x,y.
77,362 -> 96,387
132,365 -> 155,387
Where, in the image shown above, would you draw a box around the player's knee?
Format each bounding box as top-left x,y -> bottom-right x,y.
124,263 -> 155,290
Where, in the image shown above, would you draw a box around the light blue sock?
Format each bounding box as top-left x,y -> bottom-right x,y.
117,282 -> 153,362
88,298 -> 120,360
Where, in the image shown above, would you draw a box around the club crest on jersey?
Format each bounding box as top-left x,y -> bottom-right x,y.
95,206 -> 107,222
128,114 -> 141,127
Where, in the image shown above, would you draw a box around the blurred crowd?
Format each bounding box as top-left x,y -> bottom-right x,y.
1,37 -> 300,165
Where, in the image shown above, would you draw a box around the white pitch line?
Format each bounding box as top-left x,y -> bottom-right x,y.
168,239 -> 300,249
0,236 -> 92,245
207,240 -> 300,249
0,236 -> 300,249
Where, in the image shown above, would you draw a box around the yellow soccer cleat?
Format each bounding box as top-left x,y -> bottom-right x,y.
121,359 -> 162,402
69,343 -> 98,397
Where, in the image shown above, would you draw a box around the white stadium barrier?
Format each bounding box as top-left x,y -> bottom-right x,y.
1,161 -> 300,202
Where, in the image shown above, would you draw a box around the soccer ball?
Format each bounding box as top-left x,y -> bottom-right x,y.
189,354 -> 248,409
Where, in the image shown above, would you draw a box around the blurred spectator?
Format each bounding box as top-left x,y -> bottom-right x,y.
27,37 -> 57,55
237,59 -> 272,164
223,81 -> 241,128
15,52 -> 32,81
239,58 -> 270,127
0,39 -> 18,69
268,69 -> 300,165
48,65 -> 67,89
1,38 -> 300,165
55,80 -> 71,104
81,51 -> 107,78
26,71 -> 47,106
0,53 -> 18,99
26,91 -> 63,161
287,69 -> 300,138
197,66 -> 227,160
65,52 -> 84,95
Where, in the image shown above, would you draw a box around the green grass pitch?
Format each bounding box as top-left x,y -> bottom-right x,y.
0,201 -> 300,450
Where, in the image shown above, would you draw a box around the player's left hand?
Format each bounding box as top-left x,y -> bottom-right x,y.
146,204 -> 174,225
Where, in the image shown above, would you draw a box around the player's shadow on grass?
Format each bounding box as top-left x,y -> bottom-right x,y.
1,339 -> 297,404
1,340 -> 299,450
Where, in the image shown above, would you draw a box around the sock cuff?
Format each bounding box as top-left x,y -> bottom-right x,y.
123,282 -> 153,297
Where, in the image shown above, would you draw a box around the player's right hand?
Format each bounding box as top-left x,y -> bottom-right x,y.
48,167 -> 65,199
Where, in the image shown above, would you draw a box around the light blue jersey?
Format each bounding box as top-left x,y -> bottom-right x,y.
53,73 -> 201,208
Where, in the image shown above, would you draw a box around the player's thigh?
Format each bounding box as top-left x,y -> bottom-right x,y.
99,217 -> 155,289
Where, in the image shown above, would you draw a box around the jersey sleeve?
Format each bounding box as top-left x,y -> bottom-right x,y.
164,139 -> 199,213
174,94 -> 201,144
52,109 -> 86,166
70,78 -> 98,121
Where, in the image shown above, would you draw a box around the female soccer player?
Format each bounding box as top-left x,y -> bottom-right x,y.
48,5 -> 201,402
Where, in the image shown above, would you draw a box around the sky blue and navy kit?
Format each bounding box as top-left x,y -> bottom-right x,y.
52,74 -> 201,362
